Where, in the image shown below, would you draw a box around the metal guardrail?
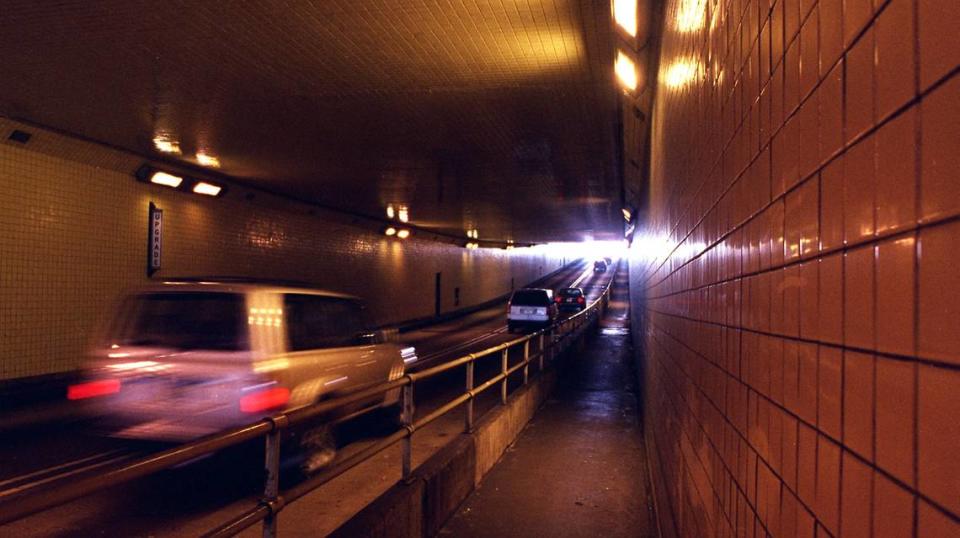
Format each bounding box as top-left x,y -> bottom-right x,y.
0,280 -> 612,536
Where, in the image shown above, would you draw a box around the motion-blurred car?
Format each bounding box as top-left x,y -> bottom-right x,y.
68,279 -> 415,443
593,260 -> 608,273
555,287 -> 586,312
507,288 -> 557,332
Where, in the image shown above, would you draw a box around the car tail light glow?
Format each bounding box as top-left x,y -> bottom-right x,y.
555,297 -> 562,303
578,296 -> 585,304
68,379 -> 121,400
240,386 -> 290,413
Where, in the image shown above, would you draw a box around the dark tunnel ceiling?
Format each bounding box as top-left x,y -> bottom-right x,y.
0,1 -> 632,243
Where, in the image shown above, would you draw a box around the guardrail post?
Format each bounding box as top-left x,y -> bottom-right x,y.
465,361 -> 475,432
522,340 -> 529,384
538,333 -> 545,371
401,383 -> 414,480
500,349 -> 508,404
262,427 -> 281,538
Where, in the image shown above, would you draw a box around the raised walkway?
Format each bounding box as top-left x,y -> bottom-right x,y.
439,271 -> 656,537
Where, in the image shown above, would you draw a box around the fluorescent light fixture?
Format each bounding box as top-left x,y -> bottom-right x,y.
386,204 -> 395,219
613,0 -> 638,37
385,226 -> 397,236
152,135 -> 181,154
150,171 -> 183,188
398,207 -> 409,223
192,182 -> 222,196
664,60 -> 698,88
196,152 -> 220,168
396,229 -> 411,239
676,0 -> 706,33
615,51 -> 638,91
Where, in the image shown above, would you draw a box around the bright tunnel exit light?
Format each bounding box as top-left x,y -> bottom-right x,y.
149,171 -> 183,188
613,0 -> 638,37
535,240 -> 629,263
192,182 -> 223,196
615,51 -> 638,91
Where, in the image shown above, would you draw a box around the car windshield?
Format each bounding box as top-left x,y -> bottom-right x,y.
560,288 -> 583,297
511,290 -> 551,306
108,292 -> 247,351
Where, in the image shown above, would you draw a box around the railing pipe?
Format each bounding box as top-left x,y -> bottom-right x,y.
500,349 -> 508,404
465,361 -> 475,432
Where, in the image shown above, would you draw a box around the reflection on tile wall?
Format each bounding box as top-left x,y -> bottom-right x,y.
0,119 -> 562,380
630,0 -> 958,536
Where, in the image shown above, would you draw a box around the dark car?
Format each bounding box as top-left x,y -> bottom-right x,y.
555,288 -> 586,312
593,260 -> 607,273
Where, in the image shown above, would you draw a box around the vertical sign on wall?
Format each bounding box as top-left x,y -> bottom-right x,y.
147,202 -> 163,276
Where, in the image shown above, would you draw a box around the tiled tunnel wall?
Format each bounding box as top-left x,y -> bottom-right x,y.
630,0 -> 958,536
0,118 -> 563,381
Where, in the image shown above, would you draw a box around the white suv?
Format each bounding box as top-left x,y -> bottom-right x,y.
507,288 -> 557,332
70,279 -> 414,442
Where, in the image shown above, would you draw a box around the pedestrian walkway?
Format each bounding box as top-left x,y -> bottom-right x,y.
439,270 -> 655,537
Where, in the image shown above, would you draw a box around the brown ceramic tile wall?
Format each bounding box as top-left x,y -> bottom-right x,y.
630,0 -> 959,536
0,119 -> 563,380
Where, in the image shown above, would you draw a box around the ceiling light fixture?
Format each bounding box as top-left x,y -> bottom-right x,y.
664,59 -> 698,88
192,182 -> 223,196
149,171 -> 184,188
152,135 -> 181,155
613,0 -> 638,37
398,206 -> 409,223
615,51 -> 638,91
196,152 -> 221,168
386,205 -> 395,219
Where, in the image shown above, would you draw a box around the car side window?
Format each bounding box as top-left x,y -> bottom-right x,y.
284,295 -> 368,351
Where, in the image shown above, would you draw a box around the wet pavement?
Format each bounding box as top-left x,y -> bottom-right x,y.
440,269 -> 655,537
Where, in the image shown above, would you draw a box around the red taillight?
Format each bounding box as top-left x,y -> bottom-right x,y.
578,296 -> 585,304
68,379 -> 121,400
240,387 -> 290,414
555,297 -> 562,303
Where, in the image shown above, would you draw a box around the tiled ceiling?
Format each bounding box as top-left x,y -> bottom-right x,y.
0,0 -> 632,243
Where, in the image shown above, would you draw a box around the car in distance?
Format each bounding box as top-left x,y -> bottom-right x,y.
555,287 -> 586,312
593,259 -> 608,273
69,279 -> 414,443
507,288 -> 557,332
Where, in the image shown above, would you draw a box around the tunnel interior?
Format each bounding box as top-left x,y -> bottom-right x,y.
0,0 -> 959,536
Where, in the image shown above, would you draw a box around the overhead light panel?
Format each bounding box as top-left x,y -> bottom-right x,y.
613,0 -> 638,37
152,135 -> 181,155
398,207 -> 409,223
196,152 -> 220,168
150,171 -> 184,188
192,182 -> 223,196
664,60 -> 698,88
615,51 -> 638,91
